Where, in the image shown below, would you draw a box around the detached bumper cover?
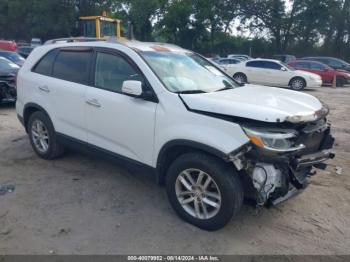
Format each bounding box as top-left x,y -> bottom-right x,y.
292,149 -> 335,170
292,127 -> 335,170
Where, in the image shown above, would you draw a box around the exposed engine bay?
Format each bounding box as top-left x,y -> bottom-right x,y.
230,116 -> 335,206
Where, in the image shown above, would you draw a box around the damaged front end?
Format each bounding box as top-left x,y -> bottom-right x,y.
0,75 -> 17,103
230,114 -> 335,207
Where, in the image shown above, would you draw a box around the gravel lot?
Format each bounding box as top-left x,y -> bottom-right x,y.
0,87 -> 350,255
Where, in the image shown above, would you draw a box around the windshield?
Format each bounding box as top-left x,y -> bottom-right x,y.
141,51 -> 239,93
0,57 -> 19,70
282,62 -> 296,71
1,52 -> 24,63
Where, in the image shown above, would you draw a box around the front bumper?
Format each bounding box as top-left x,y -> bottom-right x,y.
243,124 -> 335,206
308,78 -> 323,88
0,81 -> 16,102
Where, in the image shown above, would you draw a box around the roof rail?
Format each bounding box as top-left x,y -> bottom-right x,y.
44,37 -> 105,45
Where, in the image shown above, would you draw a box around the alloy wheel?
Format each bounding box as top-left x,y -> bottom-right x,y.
175,168 -> 222,220
291,79 -> 304,90
234,75 -> 245,83
31,119 -> 50,153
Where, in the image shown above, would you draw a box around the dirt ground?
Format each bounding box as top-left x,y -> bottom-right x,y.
0,86 -> 349,255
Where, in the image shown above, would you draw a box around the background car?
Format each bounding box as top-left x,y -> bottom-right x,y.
273,54 -> 296,63
288,60 -> 350,87
16,40 -> 29,47
225,58 -> 322,90
0,51 -> 25,66
31,38 -> 42,47
302,56 -> 350,72
0,57 -> 19,103
16,46 -> 34,58
227,54 -> 252,61
0,40 -> 17,52
216,58 -> 242,65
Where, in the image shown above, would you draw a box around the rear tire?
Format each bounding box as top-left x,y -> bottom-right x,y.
233,73 -> 247,84
166,152 -> 243,231
336,76 -> 345,87
290,77 -> 306,91
28,111 -> 64,160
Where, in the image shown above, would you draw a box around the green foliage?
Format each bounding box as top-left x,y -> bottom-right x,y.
0,0 -> 350,61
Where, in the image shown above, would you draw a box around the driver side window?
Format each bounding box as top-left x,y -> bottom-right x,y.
94,52 -> 144,93
264,61 -> 283,70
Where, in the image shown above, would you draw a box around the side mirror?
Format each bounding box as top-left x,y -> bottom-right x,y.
122,80 -> 143,97
281,67 -> 287,71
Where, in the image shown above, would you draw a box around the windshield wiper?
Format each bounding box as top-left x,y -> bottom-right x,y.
175,90 -> 206,94
215,87 -> 233,92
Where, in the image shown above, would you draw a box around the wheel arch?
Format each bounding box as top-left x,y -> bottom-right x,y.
23,103 -> 51,132
156,140 -> 230,185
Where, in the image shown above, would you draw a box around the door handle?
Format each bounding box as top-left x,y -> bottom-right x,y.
38,85 -> 50,93
86,98 -> 101,108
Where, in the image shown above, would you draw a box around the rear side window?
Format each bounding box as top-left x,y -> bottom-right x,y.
264,61 -> 282,70
219,59 -> 230,65
246,61 -> 264,68
52,50 -> 92,85
32,49 -> 58,76
310,62 -> 325,70
295,61 -> 309,69
328,59 -> 343,68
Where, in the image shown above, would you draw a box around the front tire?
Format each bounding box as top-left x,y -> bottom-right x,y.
336,76 -> 345,87
233,73 -> 247,84
166,152 -> 243,231
28,111 -> 64,160
290,77 -> 306,91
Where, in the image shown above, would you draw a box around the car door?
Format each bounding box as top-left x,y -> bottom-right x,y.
32,47 -> 92,141
245,61 -> 266,84
309,62 -> 329,83
263,61 -> 292,86
293,61 -> 310,72
85,49 -> 157,166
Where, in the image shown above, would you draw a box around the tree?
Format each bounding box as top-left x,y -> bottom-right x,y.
240,0 -> 291,52
111,0 -> 166,41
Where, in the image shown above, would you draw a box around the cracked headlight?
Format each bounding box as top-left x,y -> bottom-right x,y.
243,127 -> 305,152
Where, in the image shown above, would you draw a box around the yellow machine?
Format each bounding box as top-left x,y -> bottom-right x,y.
79,11 -> 121,39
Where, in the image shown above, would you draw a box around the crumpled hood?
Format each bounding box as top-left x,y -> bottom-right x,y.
180,85 -> 325,123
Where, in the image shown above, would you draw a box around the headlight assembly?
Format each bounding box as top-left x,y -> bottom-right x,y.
243,127 -> 305,153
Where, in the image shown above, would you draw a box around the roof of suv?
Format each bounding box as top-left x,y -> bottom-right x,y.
44,39 -> 187,53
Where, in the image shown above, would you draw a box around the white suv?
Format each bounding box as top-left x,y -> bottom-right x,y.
16,40 -> 335,230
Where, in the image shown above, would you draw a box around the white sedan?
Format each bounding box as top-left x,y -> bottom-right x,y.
222,59 -> 322,90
